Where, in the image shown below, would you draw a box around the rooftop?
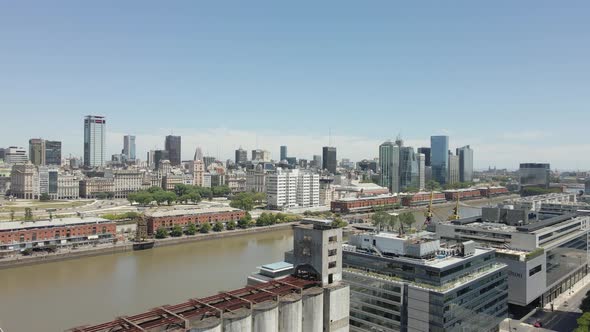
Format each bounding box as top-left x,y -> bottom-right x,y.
0,217 -> 111,231
145,207 -> 241,218
261,261 -> 293,272
336,193 -> 397,202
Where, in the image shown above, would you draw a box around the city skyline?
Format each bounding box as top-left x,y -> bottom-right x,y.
1,1 -> 589,169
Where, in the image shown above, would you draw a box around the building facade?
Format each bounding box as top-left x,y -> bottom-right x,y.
165,135 -> 181,166
280,145 -> 288,161
345,233 -> 508,332
123,135 -> 136,161
4,146 -> 28,164
322,146 -> 337,174
0,217 -> 116,252
266,169 -> 319,210
29,138 -> 45,166
10,163 -> 38,199
379,141 -> 400,193
457,145 -> 474,183
519,163 -> 550,189
417,147 -> 431,167
431,135 -> 449,185
448,153 -> 460,184
235,147 -> 248,165
145,208 -> 245,235
83,115 -> 106,167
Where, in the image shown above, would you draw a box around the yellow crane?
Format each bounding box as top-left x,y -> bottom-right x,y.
448,194 -> 461,221
424,191 -> 434,227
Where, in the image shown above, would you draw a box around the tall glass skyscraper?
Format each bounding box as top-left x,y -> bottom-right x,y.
322,146 -> 337,174
84,115 -> 106,167
431,135 -> 449,185
123,135 -> 136,161
457,145 -> 474,182
379,141 -> 400,193
399,146 -> 419,191
280,145 -> 288,161
165,135 -> 181,166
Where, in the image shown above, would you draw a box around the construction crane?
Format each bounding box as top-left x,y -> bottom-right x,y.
448,194 -> 461,221
424,191 -> 434,227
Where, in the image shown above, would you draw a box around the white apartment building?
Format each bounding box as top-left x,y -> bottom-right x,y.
112,170 -> 144,198
10,163 -> 39,199
266,169 -> 320,210
246,168 -> 266,193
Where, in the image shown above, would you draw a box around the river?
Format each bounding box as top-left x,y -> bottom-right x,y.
0,229 -> 293,332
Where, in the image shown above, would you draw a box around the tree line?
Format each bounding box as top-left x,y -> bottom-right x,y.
127,184 -> 231,206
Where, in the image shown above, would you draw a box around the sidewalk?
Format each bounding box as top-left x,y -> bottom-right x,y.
544,273 -> 590,311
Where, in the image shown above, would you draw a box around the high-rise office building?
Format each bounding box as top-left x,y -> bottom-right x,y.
312,155 -> 322,168
399,146 -> 419,191
193,147 -> 204,187
5,146 -> 28,164
519,163 -> 550,189
457,145 -> 474,183
379,141 -> 400,193
45,141 -> 62,166
153,150 -> 169,170
448,153 -> 460,184
29,139 -> 61,166
123,135 -> 136,161
0,148 -> 5,161
417,147 -> 431,166
280,145 -> 288,161
322,146 -> 337,174
417,153 -> 426,190
29,138 -> 45,166
203,156 -> 216,169
431,135 -> 449,185
84,115 -> 106,167
235,147 -> 248,165
165,135 -> 181,166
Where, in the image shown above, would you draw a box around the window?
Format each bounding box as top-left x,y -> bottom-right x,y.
529,264 -> 542,277
329,235 -> 337,243
329,261 -> 337,269
102,226 -> 107,234
328,249 -> 338,257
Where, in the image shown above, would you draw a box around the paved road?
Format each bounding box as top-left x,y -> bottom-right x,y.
525,280 -> 590,331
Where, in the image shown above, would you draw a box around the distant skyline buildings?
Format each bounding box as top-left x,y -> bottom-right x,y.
280,145 -> 288,161
457,145 -> 474,182
83,115 -> 106,167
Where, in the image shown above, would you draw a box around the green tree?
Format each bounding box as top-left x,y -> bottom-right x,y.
371,210 -> 391,232
155,227 -> 168,239
575,312 -> 590,332
22,248 -> 33,256
200,222 -> 212,233
208,190 -> 214,201
24,207 -> 33,221
185,223 -> 198,235
331,217 -> 348,228
230,192 -> 256,211
170,225 -> 183,237
39,193 -> 51,202
399,212 -> 417,231
10,210 -> 15,221
213,221 -> 224,232
425,180 -> 441,191
226,220 -> 237,230
147,186 -> 163,193
188,192 -> 201,203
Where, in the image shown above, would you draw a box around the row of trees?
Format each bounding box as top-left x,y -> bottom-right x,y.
575,290 -> 590,331
128,185 -> 231,206
371,210 -> 417,232
229,191 -> 266,211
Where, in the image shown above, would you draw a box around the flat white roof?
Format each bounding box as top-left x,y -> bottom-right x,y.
0,217 -> 110,231
145,207 -> 241,218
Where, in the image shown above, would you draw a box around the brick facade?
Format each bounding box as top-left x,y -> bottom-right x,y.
331,196 -> 399,213
146,210 -> 246,235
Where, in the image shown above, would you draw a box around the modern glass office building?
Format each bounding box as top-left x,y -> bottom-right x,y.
165,135 -> 181,166
519,163 -> 550,189
399,146 -> 419,191
457,145 -> 474,183
344,233 -> 509,332
431,136 -> 449,185
83,115 -> 106,167
322,146 -> 337,174
379,141 -> 400,193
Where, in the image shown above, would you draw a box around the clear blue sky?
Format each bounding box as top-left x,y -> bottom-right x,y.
1,1 -> 588,169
